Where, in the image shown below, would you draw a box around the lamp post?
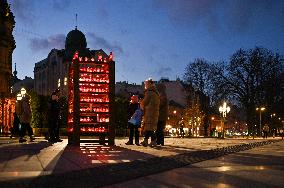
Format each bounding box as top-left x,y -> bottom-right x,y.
20,88 -> 26,97
256,107 -> 265,137
219,102 -> 230,138
16,93 -> 22,101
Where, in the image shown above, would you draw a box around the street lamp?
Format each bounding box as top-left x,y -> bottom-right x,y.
219,102 -> 230,138
20,88 -> 26,96
16,93 -> 22,101
256,107 -> 265,136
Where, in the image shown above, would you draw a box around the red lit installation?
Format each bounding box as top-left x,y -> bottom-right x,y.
68,51 -> 115,145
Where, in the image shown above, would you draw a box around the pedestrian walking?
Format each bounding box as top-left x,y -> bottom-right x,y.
125,95 -> 141,146
280,129 -> 283,139
263,123 -> 269,139
140,78 -> 160,147
10,112 -> 20,138
48,89 -> 62,142
179,125 -> 185,138
156,83 -> 168,146
17,94 -> 35,143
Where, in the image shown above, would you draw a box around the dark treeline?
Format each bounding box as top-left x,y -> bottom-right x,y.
184,47 -> 284,134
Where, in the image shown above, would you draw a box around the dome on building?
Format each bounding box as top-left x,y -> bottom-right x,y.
65,28 -> 87,50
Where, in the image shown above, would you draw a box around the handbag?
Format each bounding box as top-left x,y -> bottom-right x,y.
128,105 -> 143,126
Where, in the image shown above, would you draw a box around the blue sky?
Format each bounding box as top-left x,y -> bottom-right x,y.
9,0 -> 284,84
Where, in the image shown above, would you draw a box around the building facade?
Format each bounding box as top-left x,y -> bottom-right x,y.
0,0 -> 15,97
34,28 -> 109,97
0,0 -> 16,133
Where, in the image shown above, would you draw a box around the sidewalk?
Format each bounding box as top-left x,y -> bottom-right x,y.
108,139 -> 284,188
0,137 -> 283,187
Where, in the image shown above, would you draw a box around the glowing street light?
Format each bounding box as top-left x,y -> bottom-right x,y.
219,102 -> 230,117
16,93 -> 22,101
20,88 -> 26,96
256,107 -> 265,136
219,102 -> 230,138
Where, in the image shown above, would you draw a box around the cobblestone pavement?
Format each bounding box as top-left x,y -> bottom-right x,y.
0,137 -> 282,188
107,140 -> 284,188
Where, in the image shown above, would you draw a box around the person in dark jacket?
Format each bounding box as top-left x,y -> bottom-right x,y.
156,83 -> 168,146
125,95 -> 140,145
10,112 -> 20,138
17,94 -> 35,143
48,89 -> 62,142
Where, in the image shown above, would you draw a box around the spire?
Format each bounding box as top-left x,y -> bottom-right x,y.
75,13 -> 78,30
13,62 -> 17,77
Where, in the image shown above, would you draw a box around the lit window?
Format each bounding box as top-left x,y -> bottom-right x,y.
58,78 -> 61,87
98,55 -> 102,61
64,77 -> 67,85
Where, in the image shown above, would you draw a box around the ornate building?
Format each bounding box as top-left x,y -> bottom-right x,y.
34,27 -> 109,97
0,0 -> 16,133
0,0 -> 15,97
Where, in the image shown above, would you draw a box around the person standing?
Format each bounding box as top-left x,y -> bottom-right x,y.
156,83 -> 168,146
17,94 -> 35,143
10,112 -> 20,138
140,78 -> 160,147
263,123 -> 269,139
48,89 -> 62,142
179,125 -> 185,138
125,95 -> 140,146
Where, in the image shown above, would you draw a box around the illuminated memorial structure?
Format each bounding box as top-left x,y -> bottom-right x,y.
67,51 -> 115,145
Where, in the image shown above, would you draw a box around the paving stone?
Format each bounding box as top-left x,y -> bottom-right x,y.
0,137 -> 282,188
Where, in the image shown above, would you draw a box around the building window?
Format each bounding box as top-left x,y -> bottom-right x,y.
64,77 -> 67,85
58,78 -> 61,88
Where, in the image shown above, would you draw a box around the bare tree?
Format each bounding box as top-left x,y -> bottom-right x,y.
212,47 -> 284,133
184,58 -> 212,96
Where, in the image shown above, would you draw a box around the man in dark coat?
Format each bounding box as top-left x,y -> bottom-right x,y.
156,83 -> 168,146
48,89 -> 62,142
17,94 -> 35,143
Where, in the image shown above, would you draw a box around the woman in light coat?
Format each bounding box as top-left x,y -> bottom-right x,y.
140,78 -> 160,147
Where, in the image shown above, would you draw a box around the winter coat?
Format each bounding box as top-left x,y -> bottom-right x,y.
157,83 -> 168,122
142,85 -> 160,131
263,125 -> 269,132
50,99 -> 60,119
17,97 -> 32,124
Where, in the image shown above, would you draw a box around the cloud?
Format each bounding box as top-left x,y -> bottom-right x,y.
51,0 -> 71,10
9,0 -> 35,23
156,67 -> 173,76
87,32 -> 124,54
29,34 -> 65,51
154,0 -> 284,33
154,0 -> 220,28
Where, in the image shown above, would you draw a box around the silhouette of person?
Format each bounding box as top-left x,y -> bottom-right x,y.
156,83 -> 168,146
125,95 -> 141,145
17,94 -> 35,143
48,89 -> 62,142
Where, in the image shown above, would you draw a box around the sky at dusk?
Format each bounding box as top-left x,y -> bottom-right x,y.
9,0 -> 284,84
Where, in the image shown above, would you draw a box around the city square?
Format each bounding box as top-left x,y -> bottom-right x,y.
0,137 -> 283,187
0,0 -> 284,187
